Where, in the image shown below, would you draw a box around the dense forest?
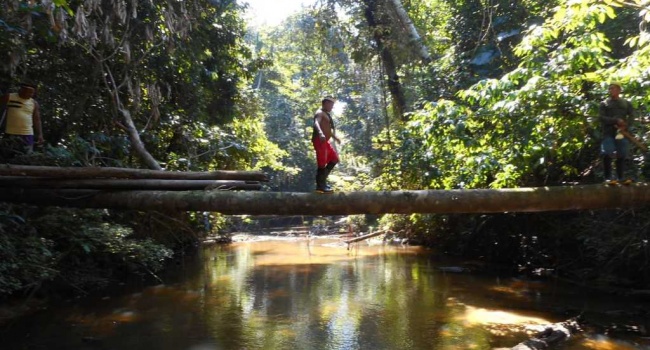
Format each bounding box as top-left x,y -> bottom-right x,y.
1,0 -> 649,299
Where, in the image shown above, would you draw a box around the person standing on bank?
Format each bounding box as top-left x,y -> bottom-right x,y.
599,82 -> 635,184
312,96 -> 341,193
0,82 -> 44,154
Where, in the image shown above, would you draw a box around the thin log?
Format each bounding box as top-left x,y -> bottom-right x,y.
0,177 -> 261,191
0,164 -> 268,181
0,184 -> 650,214
344,230 -> 388,244
510,317 -> 582,350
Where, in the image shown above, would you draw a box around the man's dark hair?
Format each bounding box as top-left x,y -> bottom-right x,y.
322,96 -> 336,104
19,82 -> 37,89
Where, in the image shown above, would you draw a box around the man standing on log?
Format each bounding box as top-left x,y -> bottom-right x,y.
599,82 -> 636,184
312,96 -> 341,193
0,82 -> 44,154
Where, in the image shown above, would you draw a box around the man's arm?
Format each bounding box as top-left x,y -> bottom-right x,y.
627,99 -> 636,125
32,100 -> 44,144
599,101 -> 619,125
0,95 -> 8,130
331,123 -> 341,144
0,94 -> 8,113
314,112 -> 326,141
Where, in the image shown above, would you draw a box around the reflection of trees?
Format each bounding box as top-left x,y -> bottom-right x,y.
2,242 -> 561,349
199,242 -> 484,349
180,243 -> 555,349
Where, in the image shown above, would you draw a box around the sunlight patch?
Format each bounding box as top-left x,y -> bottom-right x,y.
460,306 -> 549,326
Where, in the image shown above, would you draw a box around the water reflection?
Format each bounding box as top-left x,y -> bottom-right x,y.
0,238 -> 648,350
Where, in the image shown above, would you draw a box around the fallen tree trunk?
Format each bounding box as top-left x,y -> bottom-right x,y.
0,164 -> 268,181
0,177 -> 261,191
510,317 -> 582,350
0,184 -> 649,214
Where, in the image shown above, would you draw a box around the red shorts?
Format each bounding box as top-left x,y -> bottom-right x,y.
312,138 -> 339,168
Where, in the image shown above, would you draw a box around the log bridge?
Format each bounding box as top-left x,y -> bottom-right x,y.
1,164 -> 650,215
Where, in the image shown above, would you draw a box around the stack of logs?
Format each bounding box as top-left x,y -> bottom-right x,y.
0,164 -> 268,191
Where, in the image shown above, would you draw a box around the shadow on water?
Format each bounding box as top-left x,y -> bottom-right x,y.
0,237 -> 649,350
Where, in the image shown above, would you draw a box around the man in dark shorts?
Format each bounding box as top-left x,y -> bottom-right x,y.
599,82 -> 635,184
0,82 -> 44,154
312,96 -> 341,193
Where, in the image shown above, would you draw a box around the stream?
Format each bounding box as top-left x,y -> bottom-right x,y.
1,237 -> 649,349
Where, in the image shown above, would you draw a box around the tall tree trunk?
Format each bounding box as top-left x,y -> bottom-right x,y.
385,0 -> 431,63
363,0 -> 408,121
379,60 -> 392,142
1,184 -> 648,215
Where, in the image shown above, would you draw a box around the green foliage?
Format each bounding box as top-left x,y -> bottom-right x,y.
1,0 -> 285,173
0,212 -> 55,294
569,210 -> 650,286
444,0 -> 558,84
0,133 -> 130,167
0,0 -> 289,298
414,210 -> 650,287
379,0 -> 650,190
371,0 -> 650,287
0,205 -> 173,296
33,208 -> 173,271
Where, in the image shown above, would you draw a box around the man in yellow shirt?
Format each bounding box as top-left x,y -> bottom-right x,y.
0,82 -> 44,154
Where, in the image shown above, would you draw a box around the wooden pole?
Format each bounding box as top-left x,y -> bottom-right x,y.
0,177 -> 261,191
1,184 -> 650,214
0,164 -> 268,181
619,130 -> 648,152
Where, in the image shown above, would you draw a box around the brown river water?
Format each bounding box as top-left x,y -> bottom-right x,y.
1,237 -> 649,350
